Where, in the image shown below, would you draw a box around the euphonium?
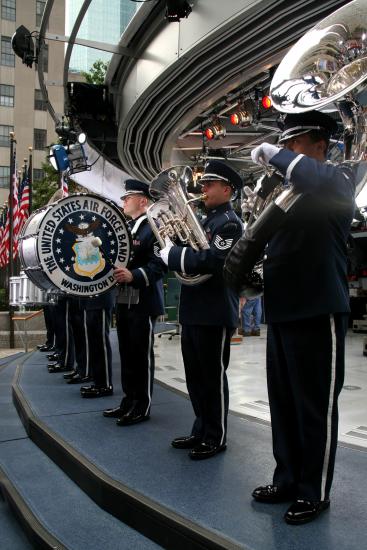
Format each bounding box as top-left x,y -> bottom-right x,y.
224,0 -> 367,295
147,165 -> 212,285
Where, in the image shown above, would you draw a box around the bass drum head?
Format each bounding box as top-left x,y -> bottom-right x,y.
22,194 -> 131,297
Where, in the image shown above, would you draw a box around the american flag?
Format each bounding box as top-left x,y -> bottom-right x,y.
2,155 -> 20,263
0,206 -> 7,268
61,170 -> 68,197
18,166 -> 30,232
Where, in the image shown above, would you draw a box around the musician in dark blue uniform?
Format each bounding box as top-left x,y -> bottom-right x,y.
250,111 -> 355,524
80,290 -> 115,397
160,161 -> 243,460
103,180 -> 165,425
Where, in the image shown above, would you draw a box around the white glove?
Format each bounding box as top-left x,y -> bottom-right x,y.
160,236 -> 174,266
241,186 -> 257,214
251,143 -> 280,166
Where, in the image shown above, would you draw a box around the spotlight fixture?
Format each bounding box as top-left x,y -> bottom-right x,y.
11,25 -> 36,68
261,95 -> 272,109
165,0 -> 192,22
49,143 -> 89,175
49,144 -> 70,172
203,123 -> 226,141
230,110 -> 252,127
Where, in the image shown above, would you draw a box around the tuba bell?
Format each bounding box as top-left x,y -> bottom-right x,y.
147,165 -> 212,285
224,0 -> 367,295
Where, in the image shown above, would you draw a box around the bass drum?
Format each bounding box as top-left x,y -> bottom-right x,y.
19,193 -> 131,297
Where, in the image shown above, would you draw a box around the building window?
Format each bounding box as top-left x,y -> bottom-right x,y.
1,0 -> 15,21
0,124 -> 13,147
0,84 -> 14,107
34,89 -> 46,111
34,129 -> 47,150
1,36 -> 15,67
36,1 -> 45,27
0,165 -> 10,187
33,168 -> 44,181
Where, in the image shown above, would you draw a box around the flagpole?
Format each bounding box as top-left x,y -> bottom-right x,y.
8,131 -> 16,349
28,147 -> 33,214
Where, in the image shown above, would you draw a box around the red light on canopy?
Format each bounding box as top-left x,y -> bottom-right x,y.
203,124 -> 226,140
230,110 -> 252,126
261,95 -> 272,109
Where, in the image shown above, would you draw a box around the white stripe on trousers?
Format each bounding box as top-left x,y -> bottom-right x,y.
64,300 -> 69,367
102,310 -> 110,387
320,315 -> 337,501
84,310 -> 89,377
144,317 -> 153,416
219,328 -> 227,446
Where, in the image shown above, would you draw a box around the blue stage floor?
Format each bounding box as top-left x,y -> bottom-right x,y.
8,330 -> 367,550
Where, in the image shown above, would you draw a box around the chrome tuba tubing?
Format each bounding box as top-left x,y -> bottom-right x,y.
147,166 -> 212,286
224,0 -> 367,295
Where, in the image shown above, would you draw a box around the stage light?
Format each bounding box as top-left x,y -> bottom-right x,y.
49,145 -> 69,172
66,143 -> 89,175
230,110 -> 252,127
77,132 -> 87,145
11,25 -> 35,68
165,0 -> 192,22
203,124 -> 226,140
49,143 -> 89,175
261,95 -> 272,109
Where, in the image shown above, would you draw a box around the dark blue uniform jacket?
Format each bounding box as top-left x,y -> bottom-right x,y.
120,214 -> 165,317
264,148 -> 356,323
168,202 -> 243,327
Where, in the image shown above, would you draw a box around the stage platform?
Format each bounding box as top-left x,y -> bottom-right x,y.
0,330 -> 367,549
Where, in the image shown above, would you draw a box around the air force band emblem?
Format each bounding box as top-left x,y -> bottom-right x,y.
37,194 -> 131,296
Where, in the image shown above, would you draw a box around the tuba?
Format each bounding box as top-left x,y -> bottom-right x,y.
147,165 -> 212,285
224,0 -> 367,295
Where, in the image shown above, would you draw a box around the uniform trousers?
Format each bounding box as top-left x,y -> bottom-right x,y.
68,300 -> 88,377
267,313 -> 348,501
43,305 -> 55,348
85,308 -> 112,387
116,305 -> 156,416
54,299 -> 74,368
181,324 -> 234,446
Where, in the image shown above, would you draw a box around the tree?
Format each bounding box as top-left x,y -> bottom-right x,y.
32,161 -> 80,210
81,59 -> 109,85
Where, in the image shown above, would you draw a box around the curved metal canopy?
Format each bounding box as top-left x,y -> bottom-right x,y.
40,0 -> 351,186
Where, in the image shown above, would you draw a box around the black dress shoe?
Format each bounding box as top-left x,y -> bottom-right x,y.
81,376 -> 92,383
81,386 -> 113,398
116,412 -> 150,426
47,353 -> 59,361
63,370 -> 77,380
80,383 -> 94,393
39,344 -> 54,352
189,441 -> 226,460
48,364 -> 70,373
252,485 -> 295,503
67,373 -> 84,384
103,406 -> 126,418
284,499 -> 330,525
171,435 -> 201,449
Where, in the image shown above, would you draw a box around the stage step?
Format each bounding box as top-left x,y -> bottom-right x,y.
0,493 -> 33,550
11,337 -> 367,550
0,354 -> 160,550
0,438 -> 160,550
